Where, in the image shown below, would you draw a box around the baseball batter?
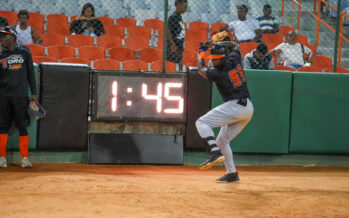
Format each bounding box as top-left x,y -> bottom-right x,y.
195,40 -> 254,183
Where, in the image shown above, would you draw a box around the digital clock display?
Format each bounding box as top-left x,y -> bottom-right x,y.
93,71 -> 187,121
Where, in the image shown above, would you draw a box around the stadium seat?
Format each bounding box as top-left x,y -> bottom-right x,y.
144,19 -> 164,32
25,44 -> 45,57
183,49 -> 198,67
47,14 -> 69,35
312,56 -> 333,70
266,42 -> 279,51
47,45 -> 76,60
93,59 -> 120,70
325,67 -> 349,73
0,11 -> 17,25
189,21 -> 209,33
185,30 -> 209,43
211,22 -> 227,33
138,48 -> 162,62
306,44 -> 317,55
67,35 -> 94,48
70,15 -> 78,22
124,36 -> 150,50
297,66 -> 322,72
104,25 -> 125,38
126,26 -> 152,39
33,56 -> 58,64
116,17 -> 137,27
150,60 -> 177,72
239,42 -> 259,57
98,16 -> 114,26
61,57 -> 90,65
122,60 -> 148,71
28,12 -> 45,34
279,25 -> 296,37
296,34 -> 309,45
41,33 -> 66,46
274,65 -> 295,71
262,33 -> 284,45
97,35 -> 122,49
185,40 -> 201,52
78,46 -> 105,61
109,47 -> 135,61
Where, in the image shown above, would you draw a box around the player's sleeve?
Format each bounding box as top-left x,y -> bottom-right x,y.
25,50 -> 38,96
206,68 -> 219,81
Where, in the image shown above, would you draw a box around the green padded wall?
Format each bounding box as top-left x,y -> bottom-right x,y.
211,70 -> 292,153
290,72 -> 349,154
7,64 -> 39,150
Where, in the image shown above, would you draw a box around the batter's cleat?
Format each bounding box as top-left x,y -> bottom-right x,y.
21,158 -> 32,168
216,172 -> 240,183
0,157 -> 7,168
199,150 -> 225,170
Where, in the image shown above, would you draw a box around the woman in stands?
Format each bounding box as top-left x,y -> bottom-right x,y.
70,3 -> 105,38
15,10 -> 42,46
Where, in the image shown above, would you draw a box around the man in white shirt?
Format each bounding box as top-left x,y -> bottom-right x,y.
270,31 -> 313,70
221,5 -> 262,43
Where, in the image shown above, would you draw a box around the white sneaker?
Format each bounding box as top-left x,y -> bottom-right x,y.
21,158 -> 32,168
0,157 -> 7,168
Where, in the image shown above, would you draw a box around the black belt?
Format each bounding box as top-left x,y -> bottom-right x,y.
237,98 -> 248,106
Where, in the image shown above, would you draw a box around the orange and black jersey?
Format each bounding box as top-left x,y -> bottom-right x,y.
206,50 -> 250,102
0,47 -> 37,97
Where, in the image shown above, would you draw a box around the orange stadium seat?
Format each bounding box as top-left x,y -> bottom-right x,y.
67,35 -> 94,47
33,56 -> 58,64
150,60 -> 177,72
189,21 -> 209,33
262,33 -> 284,45
138,48 -> 162,62
78,46 -> 105,61
306,44 -> 317,55
185,40 -> 201,52
28,12 -> 45,34
47,14 -> 69,35
25,44 -> 45,56
296,34 -> 309,44
274,65 -> 296,71
97,35 -> 122,49
126,26 -> 152,39
183,49 -> 198,67
211,22 -> 226,33
297,66 -> 322,72
93,59 -> 120,70
116,17 -> 137,27
279,25 -> 295,37
98,16 -> 114,26
40,33 -> 66,46
239,42 -> 259,57
122,60 -> 148,71
312,55 -> 333,70
124,36 -> 150,50
47,45 -> 75,59
325,67 -> 349,73
109,47 -> 135,61
144,19 -> 164,32
0,11 -> 17,25
61,57 -> 90,65
266,42 -> 279,51
186,30 -> 209,42
104,25 -> 125,38
70,15 -> 78,22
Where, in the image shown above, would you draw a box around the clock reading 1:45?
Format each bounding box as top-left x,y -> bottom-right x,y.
111,81 -> 184,114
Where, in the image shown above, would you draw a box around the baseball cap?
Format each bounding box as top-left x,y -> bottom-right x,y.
0,26 -> 18,38
237,4 -> 248,13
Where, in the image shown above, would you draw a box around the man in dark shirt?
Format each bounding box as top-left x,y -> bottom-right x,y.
195,40 -> 254,183
0,26 -> 38,168
243,43 -> 274,70
166,0 -> 187,67
0,17 -> 8,27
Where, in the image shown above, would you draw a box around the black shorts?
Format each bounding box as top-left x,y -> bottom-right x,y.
0,96 -> 29,134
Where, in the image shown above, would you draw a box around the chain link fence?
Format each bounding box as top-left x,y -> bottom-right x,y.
0,0 -> 348,72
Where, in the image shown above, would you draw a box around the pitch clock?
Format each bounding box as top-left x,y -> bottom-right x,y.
93,71 -> 187,122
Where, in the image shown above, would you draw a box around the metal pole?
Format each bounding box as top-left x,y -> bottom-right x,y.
162,0 -> 169,73
297,0 -> 302,31
333,0 -> 342,72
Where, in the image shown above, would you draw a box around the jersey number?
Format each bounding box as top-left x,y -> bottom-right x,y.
229,65 -> 245,88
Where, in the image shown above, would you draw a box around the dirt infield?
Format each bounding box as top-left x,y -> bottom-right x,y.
0,164 -> 348,218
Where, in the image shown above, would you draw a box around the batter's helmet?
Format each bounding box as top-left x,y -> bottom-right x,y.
208,44 -> 229,60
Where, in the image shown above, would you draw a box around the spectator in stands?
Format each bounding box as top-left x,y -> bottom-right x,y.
257,4 -> 279,34
70,3 -> 105,38
166,0 -> 188,67
243,43 -> 274,70
221,5 -> 262,43
14,10 -> 42,46
270,31 -> 313,70
0,17 -> 8,27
